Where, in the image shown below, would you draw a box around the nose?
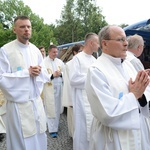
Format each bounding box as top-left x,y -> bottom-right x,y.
124,40 -> 128,46
25,26 -> 30,30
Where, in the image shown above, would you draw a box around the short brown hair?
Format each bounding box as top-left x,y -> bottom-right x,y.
38,46 -> 45,50
14,15 -> 30,24
48,44 -> 57,51
84,32 -> 98,43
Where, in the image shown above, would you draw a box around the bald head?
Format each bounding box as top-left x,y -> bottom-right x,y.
98,25 -> 125,49
98,25 -> 128,59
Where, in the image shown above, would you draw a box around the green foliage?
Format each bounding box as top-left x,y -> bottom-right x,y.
0,23 -> 15,46
0,0 -> 56,48
119,23 -> 129,28
54,0 -> 108,45
0,0 -> 109,48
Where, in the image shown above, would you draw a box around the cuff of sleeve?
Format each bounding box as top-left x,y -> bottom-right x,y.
51,74 -> 54,80
138,94 -> 147,107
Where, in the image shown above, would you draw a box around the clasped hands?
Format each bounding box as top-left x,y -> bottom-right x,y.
53,70 -> 62,78
129,70 -> 150,100
29,66 -> 41,77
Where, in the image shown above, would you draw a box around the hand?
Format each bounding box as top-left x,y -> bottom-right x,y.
53,70 -> 62,78
29,66 -> 41,77
129,70 -> 150,99
145,69 -> 150,76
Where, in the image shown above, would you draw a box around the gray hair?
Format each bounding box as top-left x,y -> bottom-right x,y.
98,25 -> 111,49
127,34 -> 144,49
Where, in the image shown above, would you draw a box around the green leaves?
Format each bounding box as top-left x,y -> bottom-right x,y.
0,0 -> 56,50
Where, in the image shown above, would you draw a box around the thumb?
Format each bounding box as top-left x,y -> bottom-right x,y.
129,78 -> 133,84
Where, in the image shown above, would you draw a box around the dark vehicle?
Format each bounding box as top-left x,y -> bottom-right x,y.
124,19 -> 150,69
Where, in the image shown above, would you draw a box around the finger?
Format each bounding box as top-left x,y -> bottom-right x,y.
134,71 -> 142,82
145,69 -> 150,76
32,69 -> 40,74
144,78 -> 150,86
129,78 -> 133,84
38,65 -> 42,69
141,72 -> 148,84
138,71 -> 147,82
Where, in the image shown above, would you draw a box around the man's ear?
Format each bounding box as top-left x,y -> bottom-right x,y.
137,45 -> 141,51
102,40 -> 107,48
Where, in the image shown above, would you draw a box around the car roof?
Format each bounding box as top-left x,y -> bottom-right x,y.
124,19 -> 150,45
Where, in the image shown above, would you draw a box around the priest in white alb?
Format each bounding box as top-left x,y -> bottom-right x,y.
69,33 -> 99,150
0,16 -> 51,150
85,25 -> 150,150
42,44 -> 64,138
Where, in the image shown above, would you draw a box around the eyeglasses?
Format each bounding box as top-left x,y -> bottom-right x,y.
105,37 -> 127,43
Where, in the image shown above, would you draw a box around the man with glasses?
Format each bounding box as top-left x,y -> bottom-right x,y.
85,25 -> 150,150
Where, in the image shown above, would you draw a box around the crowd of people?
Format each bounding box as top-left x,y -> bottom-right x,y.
0,15 -> 150,150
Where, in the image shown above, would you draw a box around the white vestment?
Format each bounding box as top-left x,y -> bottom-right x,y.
85,53 -> 150,150
62,59 -> 75,137
43,56 -> 64,133
69,51 -> 96,150
0,40 -> 51,150
126,51 -> 144,71
126,51 -> 150,149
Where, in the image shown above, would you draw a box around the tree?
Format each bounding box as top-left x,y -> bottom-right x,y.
54,0 -> 108,45
0,23 -> 14,46
119,23 -> 129,28
54,0 -> 80,44
0,0 -> 56,49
